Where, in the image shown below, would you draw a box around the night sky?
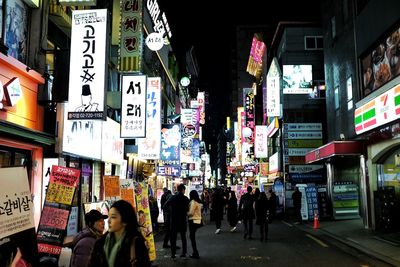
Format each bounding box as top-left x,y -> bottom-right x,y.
158,0 -> 323,133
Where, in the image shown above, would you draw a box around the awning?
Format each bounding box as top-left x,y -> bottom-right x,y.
0,121 -> 55,146
305,141 -> 362,164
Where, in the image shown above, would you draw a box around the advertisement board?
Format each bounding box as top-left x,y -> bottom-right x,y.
102,118 -> 124,164
283,65 -> 313,94
266,57 -> 282,117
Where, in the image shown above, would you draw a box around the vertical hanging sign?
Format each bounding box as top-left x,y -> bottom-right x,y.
67,9 -> 108,120
121,75 -> 147,138
138,77 -> 161,159
119,0 -> 143,72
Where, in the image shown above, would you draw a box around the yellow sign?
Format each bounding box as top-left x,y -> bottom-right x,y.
135,182 -> 156,261
46,183 -> 76,205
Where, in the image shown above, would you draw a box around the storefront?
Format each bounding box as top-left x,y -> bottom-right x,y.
305,141 -> 367,225
0,53 -> 53,228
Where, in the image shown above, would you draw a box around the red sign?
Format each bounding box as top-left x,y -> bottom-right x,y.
38,243 -> 62,255
50,165 -> 80,187
40,207 -> 69,230
305,141 -> 362,164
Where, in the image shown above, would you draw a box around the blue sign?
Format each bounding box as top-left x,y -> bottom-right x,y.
305,186 -> 319,221
157,165 -> 181,177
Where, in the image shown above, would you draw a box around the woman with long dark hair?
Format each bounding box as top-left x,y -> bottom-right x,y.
187,190 -> 202,259
88,200 -> 151,267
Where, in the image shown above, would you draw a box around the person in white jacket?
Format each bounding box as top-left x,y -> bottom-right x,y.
187,190 -> 203,259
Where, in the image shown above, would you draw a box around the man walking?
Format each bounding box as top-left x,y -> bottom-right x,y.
164,184 -> 190,259
239,186 -> 255,239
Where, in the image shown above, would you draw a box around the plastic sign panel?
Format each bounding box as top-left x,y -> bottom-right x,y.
266,57 -> 282,117
283,65 -> 313,94
0,167 -> 35,239
145,32 -> 164,51
138,77 -> 161,159
102,118 -> 124,164
121,75 -> 147,138
4,77 -> 23,106
67,9 -> 108,120
355,84 -> 400,134
255,125 -> 268,158
119,0 -> 143,72
160,124 -> 181,165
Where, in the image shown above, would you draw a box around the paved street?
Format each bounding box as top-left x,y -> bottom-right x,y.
152,219 -> 392,267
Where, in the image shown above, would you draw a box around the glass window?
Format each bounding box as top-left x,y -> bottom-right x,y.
334,86 -> 339,110
305,37 -> 315,49
0,149 -> 11,167
5,0 -> 28,62
346,76 -> 353,110
316,37 -> 323,49
377,147 -> 400,197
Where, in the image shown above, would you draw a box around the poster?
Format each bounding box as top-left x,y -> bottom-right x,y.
37,166 -> 80,264
135,182 -> 156,261
120,179 -> 136,209
104,176 -> 121,200
0,167 -> 38,267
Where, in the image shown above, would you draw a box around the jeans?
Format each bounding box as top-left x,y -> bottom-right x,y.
188,220 -> 199,256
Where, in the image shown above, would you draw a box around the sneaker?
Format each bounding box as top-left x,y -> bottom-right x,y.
215,229 -> 221,234
230,226 -> 237,232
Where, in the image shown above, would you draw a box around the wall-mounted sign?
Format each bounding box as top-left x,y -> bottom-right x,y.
101,118 -> 124,164
4,77 -> 23,106
138,77 -> 161,159
269,152 -> 280,173
121,75 -> 147,138
355,83 -> 400,134
180,76 -> 190,87
59,0 -> 96,5
119,0 -> 143,72
255,125 -> 268,158
145,32 -> 164,51
160,124 -> 181,165
67,9 -> 107,120
157,165 -> 181,176
283,65 -> 313,94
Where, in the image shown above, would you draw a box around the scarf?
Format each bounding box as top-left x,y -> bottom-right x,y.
103,231 -> 126,267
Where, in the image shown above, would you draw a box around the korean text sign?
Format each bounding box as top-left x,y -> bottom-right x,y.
67,9 -> 108,120
0,167 -> 35,240
121,75 -> 147,137
138,77 -> 161,159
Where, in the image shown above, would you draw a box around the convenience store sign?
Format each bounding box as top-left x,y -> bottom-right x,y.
355,84 -> 400,134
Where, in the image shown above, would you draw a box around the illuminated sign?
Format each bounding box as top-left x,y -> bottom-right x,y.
146,0 -> 172,39
283,65 -> 313,94
4,77 -> 23,107
67,9 -> 107,120
145,32 -> 164,51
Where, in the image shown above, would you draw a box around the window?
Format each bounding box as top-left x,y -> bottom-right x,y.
4,0 -> 28,62
346,76 -> 353,110
331,16 -> 336,39
334,86 -> 339,110
305,36 -> 323,50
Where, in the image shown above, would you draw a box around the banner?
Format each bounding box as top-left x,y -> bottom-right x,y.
138,77 -> 161,159
121,75 -> 147,138
255,125 -> 268,158
135,182 -> 156,261
67,9 -> 108,120
160,124 -> 181,165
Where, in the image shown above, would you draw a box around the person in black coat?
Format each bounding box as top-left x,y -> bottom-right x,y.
163,184 -> 190,259
238,186 -> 255,239
255,192 -> 271,242
211,187 -> 225,234
227,191 -> 238,232
88,200 -> 150,267
160,189 -> 172,248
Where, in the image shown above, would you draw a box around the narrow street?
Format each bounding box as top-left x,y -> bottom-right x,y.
152,219 -> 392,267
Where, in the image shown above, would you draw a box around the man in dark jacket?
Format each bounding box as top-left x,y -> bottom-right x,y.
163,184 -> 190,259
239,186 -> 255,239
160,188 -> 172,248
70,209 -> 107,267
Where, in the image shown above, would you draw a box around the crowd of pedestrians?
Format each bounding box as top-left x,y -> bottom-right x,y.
67,184 -> 279,266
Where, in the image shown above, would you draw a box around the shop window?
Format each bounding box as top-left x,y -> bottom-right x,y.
304,36 -> 323,50
377,147 -> 400,196
4,0 -> 29,63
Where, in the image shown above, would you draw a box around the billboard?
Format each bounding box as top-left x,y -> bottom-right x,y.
283,65 -> 313,94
